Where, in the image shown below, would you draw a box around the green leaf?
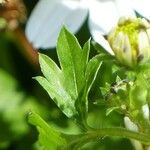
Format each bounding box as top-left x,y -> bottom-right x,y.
39,53 -> 62,84
0,69 -> 48,148
37,27 -> 102,122
85,54 -> 103,93
82,39 -> 91,72
76,55 -> 102,120
37,27 -> 91,118
38,54 -> 77,116
106,107 -> 119,116
129,79 -> 147,109
34,76 -> 76,118
57,26 -> 87,98
0,69 -> 28,147
28,112 -> 67,150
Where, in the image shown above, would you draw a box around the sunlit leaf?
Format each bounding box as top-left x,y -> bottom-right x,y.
34,76 -> 76,118
36,27 -> 102,121
57,26 -> 86,98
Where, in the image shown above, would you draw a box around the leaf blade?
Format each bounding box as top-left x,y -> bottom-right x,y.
57,26 -> 85,99
34,76 -> 77,118
82,39 -> 91,73
39,53 -> 62,84
85,54 -> 102,94
28,112 -> 67,150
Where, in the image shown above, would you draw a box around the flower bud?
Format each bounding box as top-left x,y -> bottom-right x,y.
108,17 -> 150,67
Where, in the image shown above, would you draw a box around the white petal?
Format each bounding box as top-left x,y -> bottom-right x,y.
115,0 -> 135,18
26,0 -> 58,44
124,117 -> 143,150
92,31 -> 114,55
132,0 -> 150,20
25,0 -> 88,49
88,0 -> 119,35
124,116 -> 145,150
138,30 -> 150,62
124,117 -> 138,131
142,104 -> 149,120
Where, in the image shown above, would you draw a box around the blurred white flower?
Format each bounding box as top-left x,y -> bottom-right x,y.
25,0 -> 136,49
26,0 -> 88,49
132,0 -> 150,20
25,0 -> 150,49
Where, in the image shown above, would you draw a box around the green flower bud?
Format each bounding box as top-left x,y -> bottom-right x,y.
108,17 -> 150,67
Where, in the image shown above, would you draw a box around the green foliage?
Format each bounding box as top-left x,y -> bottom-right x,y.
3,2 -> 150,150
0,69 -> 28,147
0,69 -> 50,149
129,80 -> 147,109
35,27 -> 102,121
28,112 -> 67,150
31,27 -> 150,150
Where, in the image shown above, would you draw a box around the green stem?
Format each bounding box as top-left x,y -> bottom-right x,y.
68,127 -> 150,149
88,128 -> 150,143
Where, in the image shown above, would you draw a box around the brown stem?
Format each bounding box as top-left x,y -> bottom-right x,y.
13,27 -> 39,69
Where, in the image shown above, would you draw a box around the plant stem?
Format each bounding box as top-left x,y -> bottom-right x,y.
88,128 -> 150,144
68,127 -> 150,149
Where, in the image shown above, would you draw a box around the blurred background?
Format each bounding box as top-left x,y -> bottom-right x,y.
0,0 -> 134,149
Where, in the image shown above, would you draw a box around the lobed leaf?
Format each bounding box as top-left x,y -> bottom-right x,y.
37,27 -> 102,120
